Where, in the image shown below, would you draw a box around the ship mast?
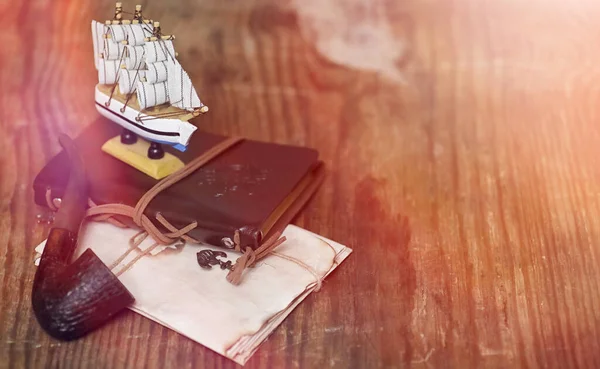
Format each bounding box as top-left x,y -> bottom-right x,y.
133,5 -> 142,23
131,4 -> 153,25
144,21 -> 175,42
114,2 -> 123,22
106,2 -> 123,25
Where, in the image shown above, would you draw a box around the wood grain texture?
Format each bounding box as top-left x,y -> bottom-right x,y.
2,0 -> 600,368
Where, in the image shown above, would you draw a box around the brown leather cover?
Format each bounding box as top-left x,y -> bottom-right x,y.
33,118 -> 323,250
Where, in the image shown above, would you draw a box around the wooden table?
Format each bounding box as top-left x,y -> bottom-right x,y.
2,0 -> 600,368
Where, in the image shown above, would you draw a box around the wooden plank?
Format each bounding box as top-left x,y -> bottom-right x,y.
3,0 -> 600,368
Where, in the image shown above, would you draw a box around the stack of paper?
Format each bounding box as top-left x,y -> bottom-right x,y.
34,222 -> 351,365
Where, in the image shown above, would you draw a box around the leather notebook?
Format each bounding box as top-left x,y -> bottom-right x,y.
33,118 -> 325,250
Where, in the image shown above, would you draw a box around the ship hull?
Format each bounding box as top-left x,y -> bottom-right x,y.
94,86 -> 197,152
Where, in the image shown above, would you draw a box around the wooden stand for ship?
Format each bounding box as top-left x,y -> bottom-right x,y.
92,3 -> 208,179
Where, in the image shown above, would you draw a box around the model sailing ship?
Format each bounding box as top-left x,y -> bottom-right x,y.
92,3 -> 208,160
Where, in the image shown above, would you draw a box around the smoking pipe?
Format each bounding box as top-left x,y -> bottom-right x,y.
32,134 -> 134,341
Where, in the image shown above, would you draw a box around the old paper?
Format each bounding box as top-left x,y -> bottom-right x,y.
34,222 -> 351,365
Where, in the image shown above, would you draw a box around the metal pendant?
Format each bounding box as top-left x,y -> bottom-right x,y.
196,249 -> 233,271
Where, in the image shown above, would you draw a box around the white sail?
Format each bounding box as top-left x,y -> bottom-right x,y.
144,40 -> 176,63
108,24 -> 128,43
98,59 -> 120,84
125,23 -> 153,46
168,61 -> 203,111
91,21 -> 106,69
136,81 -> 169,109
119,69 -> 146,94
124,45 -> 146,70
146,61 -> 171,84
104,38 -> 124,60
